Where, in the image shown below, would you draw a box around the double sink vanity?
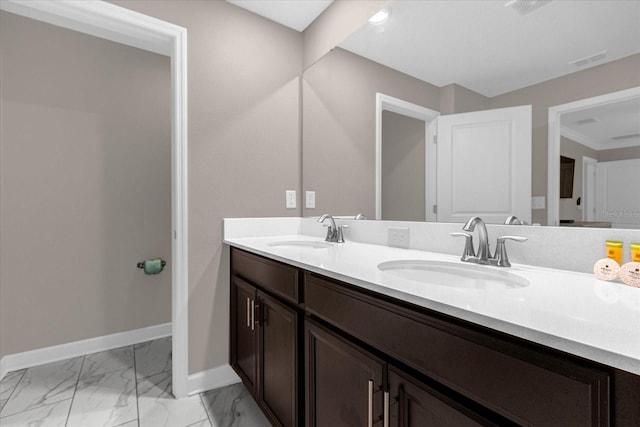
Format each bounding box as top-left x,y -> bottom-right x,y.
224,217 -> 640,427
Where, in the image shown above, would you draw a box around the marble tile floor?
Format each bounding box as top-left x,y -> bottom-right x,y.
0,337 -> 271,427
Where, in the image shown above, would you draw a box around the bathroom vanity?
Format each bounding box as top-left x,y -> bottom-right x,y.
226,225 -> 640,427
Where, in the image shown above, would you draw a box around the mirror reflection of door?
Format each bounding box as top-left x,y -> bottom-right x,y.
436,105 -> 532,224
582,157 -> 597,221
379,101 -> 532,224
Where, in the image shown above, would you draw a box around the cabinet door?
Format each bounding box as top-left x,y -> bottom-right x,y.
388,366 -> 496,427
230,276 -> 257,392
306,320 -> 385,427
258,290 -> 299,427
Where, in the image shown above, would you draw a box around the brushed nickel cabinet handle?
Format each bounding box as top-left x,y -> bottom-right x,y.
250,299 -> 255,331
383,391 -> 390,427
246,297 -> 251,328
368,380 -> 374,427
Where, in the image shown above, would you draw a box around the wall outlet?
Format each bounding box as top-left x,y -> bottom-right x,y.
285,190 -> 296,209
388,227 -> 409,249
305,191 -> 316,209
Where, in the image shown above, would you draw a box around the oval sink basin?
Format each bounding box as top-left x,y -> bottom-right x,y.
378,260 -> 529,290
268,240 -> 333,249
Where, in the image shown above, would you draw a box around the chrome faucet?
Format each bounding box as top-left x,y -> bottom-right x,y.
452,216 -> 528,267
318,214 -> 341,242
462,216 -> 491,264
505,215 -> 528,225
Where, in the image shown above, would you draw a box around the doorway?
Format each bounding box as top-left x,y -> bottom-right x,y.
0,0 -> 189,398
548,86 -> 640,227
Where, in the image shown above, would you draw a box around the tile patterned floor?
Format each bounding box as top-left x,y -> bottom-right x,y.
0,338 -> 271,427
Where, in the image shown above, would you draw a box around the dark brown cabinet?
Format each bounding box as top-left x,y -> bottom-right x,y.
305,319 -> 496,427
229,247 -> 640,427
258,290 -> 299,427
306,320 -> 384,427
230,251 -> 300,427
388,366 -> 495,427
304,272 -> 611,427
230,276 -> 257,390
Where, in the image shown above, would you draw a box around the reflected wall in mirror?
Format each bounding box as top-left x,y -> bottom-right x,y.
381,111 -> 427,222
302,0 -> 640,227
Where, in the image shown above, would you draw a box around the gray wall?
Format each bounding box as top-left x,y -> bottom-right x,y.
598,145 -> 640,162
0,11 -> 171,357
302,47 -> 440,218
109,0 -> 303,374
303,0 -> 392,69
381,111 -> 425,221
440,84 -> 490,115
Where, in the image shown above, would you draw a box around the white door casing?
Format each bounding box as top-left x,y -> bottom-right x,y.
0,0 -> 189,398
548,87 -> 640,226
582,156 -> 597,222
436,105 -> 532,224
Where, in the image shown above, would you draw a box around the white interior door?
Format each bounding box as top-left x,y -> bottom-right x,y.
596,159 -> 640,228
436,105 -> 532,224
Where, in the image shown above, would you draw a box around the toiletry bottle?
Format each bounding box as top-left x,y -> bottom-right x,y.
631,242 -> 640,263
605,240 -> 623,265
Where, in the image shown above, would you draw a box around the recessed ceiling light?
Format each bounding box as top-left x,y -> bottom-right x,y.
505,0 -> 552,15
369,8 -> 390,25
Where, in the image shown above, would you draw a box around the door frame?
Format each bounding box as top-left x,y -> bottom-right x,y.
0,0 -> 189,398
375,93 -> 440,220
582,156 -> 597,222
547,86 -> 640,227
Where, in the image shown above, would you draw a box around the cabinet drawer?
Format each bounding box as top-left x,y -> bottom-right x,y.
304,273 -> 610,427
231,248 -> 300,303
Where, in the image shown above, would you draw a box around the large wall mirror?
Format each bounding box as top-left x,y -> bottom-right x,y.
302,0 -> 640,228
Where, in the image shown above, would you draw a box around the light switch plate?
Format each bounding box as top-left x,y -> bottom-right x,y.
305,191 -> 316,209
285,190 -> 296,209
388,227 -> 409,249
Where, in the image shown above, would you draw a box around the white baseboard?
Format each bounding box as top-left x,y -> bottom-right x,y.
0,322 -> 171,380
187,364 -> 241,396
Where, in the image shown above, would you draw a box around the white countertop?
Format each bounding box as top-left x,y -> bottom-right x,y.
225,234 -> 640,375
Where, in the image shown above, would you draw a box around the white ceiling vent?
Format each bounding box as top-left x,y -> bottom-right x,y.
611,133 -> 640,141
505,0 -> 552,16
575,118 -> 598,125
569,50 -> 608,67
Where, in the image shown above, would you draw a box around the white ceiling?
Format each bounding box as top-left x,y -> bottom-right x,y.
226,0 -> 333,32
339,0 -> 640,98
562,98 -> 640,151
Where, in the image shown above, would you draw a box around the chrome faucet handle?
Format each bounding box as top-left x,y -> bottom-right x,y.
354,213 -> 367,220
337,225 -> 349,243
450,232 -> 475,261
493,235 -> 527,267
